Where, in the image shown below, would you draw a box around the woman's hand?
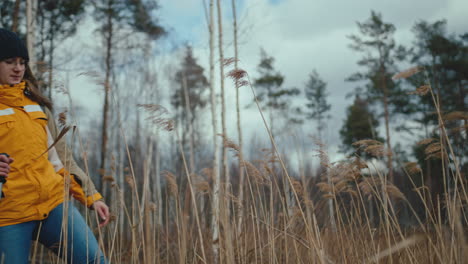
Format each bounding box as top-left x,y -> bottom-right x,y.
92,200 -> 110,227
0,154 -> 13,178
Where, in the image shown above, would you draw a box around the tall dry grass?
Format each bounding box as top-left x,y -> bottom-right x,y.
29,65 -> 467,264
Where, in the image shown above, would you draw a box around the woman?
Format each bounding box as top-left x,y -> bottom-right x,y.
0,28 -> 110,263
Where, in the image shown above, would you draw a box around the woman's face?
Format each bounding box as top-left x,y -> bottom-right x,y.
0,57 -> 26,85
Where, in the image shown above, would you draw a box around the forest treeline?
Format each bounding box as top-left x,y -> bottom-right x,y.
0,1 -> 467,263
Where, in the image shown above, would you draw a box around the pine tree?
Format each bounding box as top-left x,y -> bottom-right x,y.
0,0 -> 22,30
347,10 -> 409,182
254,49 -> 301,138
303,69 -> 335,229
1,0 -> 87,95
304,70 -> 331,141
409,20 -> 468,214
410,20 -> 467,143
36,0 -> 86,96
340,95 -> 381,157
171,45 -> 209,150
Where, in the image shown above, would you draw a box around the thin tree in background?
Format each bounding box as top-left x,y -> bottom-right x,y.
181,71 -> 195,223
253,49 -> 301,140
171,46 -> 208,169
0,0 -> 86,96
11,0 -> 21,32
92,0 -> 165,193
347,10 -> 408,183
217,2 -> 236,262
93,0 -> 115,194
207,0 -> 221,263
231,0 -> 245,234
216,0 -> 229,186
254,49 -> 284,139
26,0 -> 37,73
182,72 -> 195,172
36,0 -> 86,98
409,20 -> 468,216
347,12 -> 409,252
253,49 -> 301,217
340,95 -> 382,223
304,70 -> 331,141
171,46 -> 209,224
304,70 -> 335,230
340,95 -> 381,155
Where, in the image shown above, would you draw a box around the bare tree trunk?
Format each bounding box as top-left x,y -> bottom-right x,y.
216,2 -> 236,263
26,0 -> 37,73
118,127 -> 125,241
325,150 -> 336,231
381,67 -> 393,183
101,0 -> 114,195
181,72 -> 194,235
217,0 -> 229,184
154,132 -> 162,226
145,50 -> 163,228
209,0 -> 221,263
182,72 -> 196,172
231,0 -> 245,234
382,71 -> 395,261
143,141 -> 154,264
380,67 -> 393,262
47,28 -> 55,99
317,117 -> 335,229
297,140 -> 315,260
11,0 -> 21,33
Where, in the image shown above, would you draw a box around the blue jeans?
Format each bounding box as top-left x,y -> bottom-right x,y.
0,202 -> 107,264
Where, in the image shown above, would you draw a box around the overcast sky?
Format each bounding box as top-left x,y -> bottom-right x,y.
62,0 -> 467,163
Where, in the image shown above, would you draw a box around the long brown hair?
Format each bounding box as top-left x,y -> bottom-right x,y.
23,64 -> 52,109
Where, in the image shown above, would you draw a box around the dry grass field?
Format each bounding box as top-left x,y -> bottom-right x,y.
28,67 -> 467,264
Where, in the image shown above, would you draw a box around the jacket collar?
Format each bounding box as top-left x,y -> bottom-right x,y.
0,81 -> 27,107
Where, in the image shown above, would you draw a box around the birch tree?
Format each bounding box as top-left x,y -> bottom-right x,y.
216,0 -> 229,185
231,0 -> 246,234
207,0 -> 221,262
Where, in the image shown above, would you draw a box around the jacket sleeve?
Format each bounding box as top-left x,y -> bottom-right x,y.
44,107 -> 103,207
56,168 -> 104,207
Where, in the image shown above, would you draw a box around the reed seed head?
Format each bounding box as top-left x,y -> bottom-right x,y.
138,104 -> 174,131
417,138 -> 437,146
443,111 -> 468,121
163,171 -> 178,197
407,85 -> 430,96
222,57 -> 239,67
125,175 -> 135,190
392,66 -> 422,80
404,162 -> 422,175
103,175 -> 115,182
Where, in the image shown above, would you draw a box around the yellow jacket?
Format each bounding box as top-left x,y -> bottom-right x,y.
0,82 -> 102,227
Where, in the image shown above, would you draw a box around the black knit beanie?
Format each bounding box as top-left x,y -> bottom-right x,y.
0,28 -> 29,61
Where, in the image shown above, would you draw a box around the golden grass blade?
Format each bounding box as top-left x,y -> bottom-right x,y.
366,235 -> 423,263
34,125 -> 73,160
